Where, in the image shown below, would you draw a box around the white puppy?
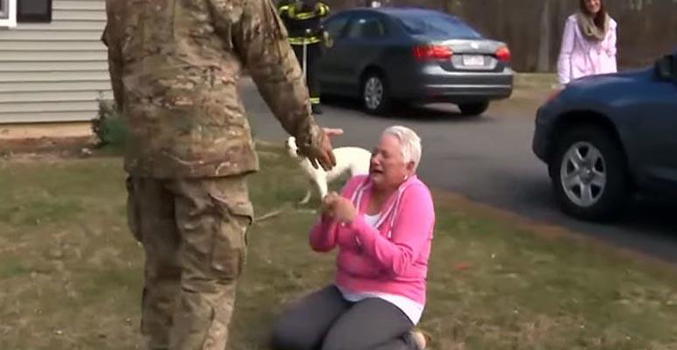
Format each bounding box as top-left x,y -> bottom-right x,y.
285,136 -> 371,204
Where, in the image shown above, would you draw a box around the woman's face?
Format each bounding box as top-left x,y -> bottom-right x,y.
584,0 -> 601,14
369,134 -> 413,190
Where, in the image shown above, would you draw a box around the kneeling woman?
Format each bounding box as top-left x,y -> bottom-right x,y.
271,126 -> 435,350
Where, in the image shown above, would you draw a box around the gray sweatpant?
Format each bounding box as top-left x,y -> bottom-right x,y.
271,285 -> 418,350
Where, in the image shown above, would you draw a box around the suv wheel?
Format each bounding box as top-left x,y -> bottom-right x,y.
549,125 -> 629,221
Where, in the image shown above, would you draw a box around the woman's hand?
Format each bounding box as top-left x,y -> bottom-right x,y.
320,192 -> 338,220
321,192 -> 358,223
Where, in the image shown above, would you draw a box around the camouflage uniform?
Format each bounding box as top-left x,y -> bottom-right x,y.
102,0 -> 327,349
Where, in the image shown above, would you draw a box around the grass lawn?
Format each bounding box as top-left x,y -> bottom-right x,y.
1,144 -> 676,350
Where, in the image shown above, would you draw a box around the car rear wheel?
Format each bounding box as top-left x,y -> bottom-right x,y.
549,125 -> 629,221
458,102 -> 489,116
361,72 -> 391,115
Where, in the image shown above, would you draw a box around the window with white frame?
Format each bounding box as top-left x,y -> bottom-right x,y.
1,0 -> 52,28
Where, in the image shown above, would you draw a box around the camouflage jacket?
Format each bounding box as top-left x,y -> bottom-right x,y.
102,0 -> 324,178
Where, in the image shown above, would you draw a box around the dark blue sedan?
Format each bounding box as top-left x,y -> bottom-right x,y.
318,7 -> 514,115
532,51 -> 677,220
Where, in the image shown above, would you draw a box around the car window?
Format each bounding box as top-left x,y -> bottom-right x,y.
346,16 -> 387,39
324,15 -> 350,39
396,13 -> 482,39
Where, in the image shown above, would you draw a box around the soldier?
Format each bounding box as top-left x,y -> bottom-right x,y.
278,0 -> 331,114
101,0 -> 341,349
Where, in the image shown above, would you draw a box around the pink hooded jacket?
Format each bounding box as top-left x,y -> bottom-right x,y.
309,174 -> 435,305
557,14 -> 618,85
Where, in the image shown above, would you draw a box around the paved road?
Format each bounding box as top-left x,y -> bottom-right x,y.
239,79 -> 677,263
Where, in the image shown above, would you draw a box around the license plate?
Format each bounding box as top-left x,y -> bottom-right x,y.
463,55 -> 485,66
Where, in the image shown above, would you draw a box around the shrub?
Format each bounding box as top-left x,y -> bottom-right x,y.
91,96 -> 128,150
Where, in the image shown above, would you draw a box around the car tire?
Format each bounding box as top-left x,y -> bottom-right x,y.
458,102 -> 489,116
361,71 -> 391,115
549,125 -> 630,221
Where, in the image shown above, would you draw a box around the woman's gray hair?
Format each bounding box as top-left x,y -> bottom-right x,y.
382,125 -> 422,171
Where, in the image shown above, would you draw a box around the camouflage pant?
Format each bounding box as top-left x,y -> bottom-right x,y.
126,175 -> 253,350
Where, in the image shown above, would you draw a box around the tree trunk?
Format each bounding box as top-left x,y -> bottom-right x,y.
537,0 -> 552,72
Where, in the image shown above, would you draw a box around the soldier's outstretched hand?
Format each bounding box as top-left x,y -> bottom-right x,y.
306,128 -> 343,171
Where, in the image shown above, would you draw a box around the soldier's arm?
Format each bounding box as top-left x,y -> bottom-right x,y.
101,24 -> 124,112
210,0 -> 336,169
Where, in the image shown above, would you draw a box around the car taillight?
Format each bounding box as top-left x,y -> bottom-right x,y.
496,46 -> 511,62
413,45 -> 453,61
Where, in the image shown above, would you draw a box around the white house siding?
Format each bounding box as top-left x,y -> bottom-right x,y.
0,0 -> 112,123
